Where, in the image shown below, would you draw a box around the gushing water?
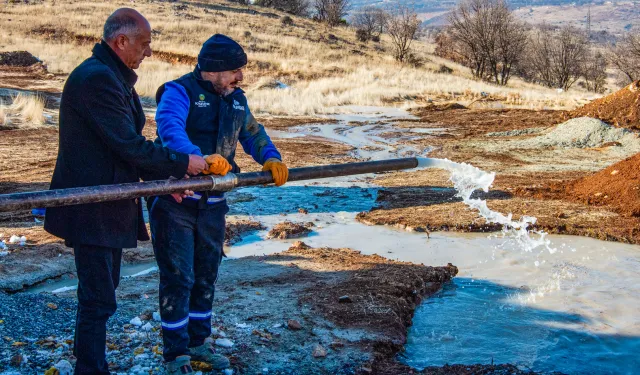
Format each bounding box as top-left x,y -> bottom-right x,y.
417,157 -> 555,254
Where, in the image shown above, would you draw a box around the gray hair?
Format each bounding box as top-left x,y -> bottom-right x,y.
103,9 -> 142,42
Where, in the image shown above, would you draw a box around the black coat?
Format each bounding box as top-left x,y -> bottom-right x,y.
44,42 -> 189,249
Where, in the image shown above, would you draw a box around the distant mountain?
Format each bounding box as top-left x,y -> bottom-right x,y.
351,0 -> 640,35
350,0 -> 595,12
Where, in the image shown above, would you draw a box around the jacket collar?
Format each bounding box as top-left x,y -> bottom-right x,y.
192,67 -> 244,101
92,41 -> 138,89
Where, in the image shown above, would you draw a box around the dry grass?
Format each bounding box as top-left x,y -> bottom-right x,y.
0,102 -> 8,127
0,0 -> 601,114
1,93 -> 46,127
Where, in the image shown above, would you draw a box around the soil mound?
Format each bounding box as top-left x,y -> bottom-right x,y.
0,51 -> 40,67
569,81 -> 640,130
267,221 -> 314,239
517,117 -> 640,149
566,152 -> 640,217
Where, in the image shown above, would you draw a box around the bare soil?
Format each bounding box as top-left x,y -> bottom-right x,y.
0,66 -> 629,375
267,221 -> 314,239
568,81 -> 640,130
358,106 -> 640,244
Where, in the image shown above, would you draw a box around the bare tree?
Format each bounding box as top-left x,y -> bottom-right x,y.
552,26 -> 588,91
314,0 -> 350,26
447,0 -> 527,85
524,25 -> 588,91
386,5 -> 421,63
607,33 -> 640,83
352,6 -> 387,41
582,50 -> 608,93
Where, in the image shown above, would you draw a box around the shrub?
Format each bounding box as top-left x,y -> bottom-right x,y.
281,15 -> 294,26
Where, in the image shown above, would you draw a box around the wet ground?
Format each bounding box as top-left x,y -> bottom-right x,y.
2,64 -> 640,374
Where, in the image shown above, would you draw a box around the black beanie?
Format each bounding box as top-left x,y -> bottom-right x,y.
197,34 -> 248,72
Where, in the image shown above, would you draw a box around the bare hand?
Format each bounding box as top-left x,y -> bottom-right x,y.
187,154 -> 207,175
171,175 -> 194,203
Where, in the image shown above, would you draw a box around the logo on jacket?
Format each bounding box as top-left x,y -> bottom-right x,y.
233,99 -> 245,111
195,94 -> 210,108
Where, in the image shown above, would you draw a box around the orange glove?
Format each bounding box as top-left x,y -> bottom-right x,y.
203,154 -> 232,176
262,158 -> 288,186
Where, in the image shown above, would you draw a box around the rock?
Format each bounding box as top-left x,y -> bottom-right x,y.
215,338 -> 234,348
53,359 -> 73,375
338,295 -> 352,303
152,311 -> 161,322
329,341 -> 344,350
142,323 -> 153,331
287,319 -> 302,330
133,347 -> 145,355
130,317 -> 143,327
223,369 -> 234,375
10,353 -> 23,366
192,361 -> 213,372
298,208 -> 308,214
312,344 -> 327,358
46,302 -> 58,310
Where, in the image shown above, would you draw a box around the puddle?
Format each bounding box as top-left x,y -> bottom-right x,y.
28,261 -> 159,294
23,105 -> 640,374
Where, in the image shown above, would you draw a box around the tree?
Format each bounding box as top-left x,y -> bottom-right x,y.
582,50 -> 607,93
352,6 -> 387,42
386,5 -> 420,63
524,26 -> 588,91
447,0 -> 527,85
314,0 -> 350,27
607,33 -> 640,83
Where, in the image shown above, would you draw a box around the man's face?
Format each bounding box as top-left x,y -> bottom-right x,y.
115,22 -> 152,69
203,68 -> 244,96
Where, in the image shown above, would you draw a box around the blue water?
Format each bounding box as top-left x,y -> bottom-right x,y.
401,278 -> 640,374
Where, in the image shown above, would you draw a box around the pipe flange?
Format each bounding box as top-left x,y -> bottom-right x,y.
209,173 -> 238,192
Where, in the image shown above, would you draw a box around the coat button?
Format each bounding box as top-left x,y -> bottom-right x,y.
170,154 -> 177,160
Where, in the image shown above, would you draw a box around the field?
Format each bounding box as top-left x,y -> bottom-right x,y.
1,0 -> 639,374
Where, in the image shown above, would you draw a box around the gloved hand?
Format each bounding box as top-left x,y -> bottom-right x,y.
262,158 -> 288,186
203,154 -> 232,176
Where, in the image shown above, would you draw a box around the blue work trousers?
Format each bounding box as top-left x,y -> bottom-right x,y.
148,196 -> 227,361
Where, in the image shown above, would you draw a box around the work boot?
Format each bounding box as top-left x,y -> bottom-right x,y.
188,343 -> 230,369
166,355 -> 195,375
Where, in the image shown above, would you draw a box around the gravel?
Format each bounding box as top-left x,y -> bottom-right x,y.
516,117 -> 640,149
486,127 -> 545,137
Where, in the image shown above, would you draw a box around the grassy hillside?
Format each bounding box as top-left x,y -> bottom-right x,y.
0,0 -> 597,114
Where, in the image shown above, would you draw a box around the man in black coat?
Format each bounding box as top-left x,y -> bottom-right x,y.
44,8 -> 207,375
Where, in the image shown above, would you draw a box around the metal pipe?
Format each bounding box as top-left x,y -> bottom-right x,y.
0,158 -> 419,212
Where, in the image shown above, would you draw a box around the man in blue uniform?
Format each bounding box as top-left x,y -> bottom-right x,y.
148,34 -> 288,374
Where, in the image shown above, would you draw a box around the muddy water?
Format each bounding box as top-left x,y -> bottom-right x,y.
30,106 -> 640,373
258,107 -> 640,374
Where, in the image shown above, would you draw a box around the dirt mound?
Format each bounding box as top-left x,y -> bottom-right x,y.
0,51 -> 40,67
516,117 -> 640,150
569,81 -> 640,130
267,221 -> 314,239
225,220 -> 265,245
566,152 -> 640,217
